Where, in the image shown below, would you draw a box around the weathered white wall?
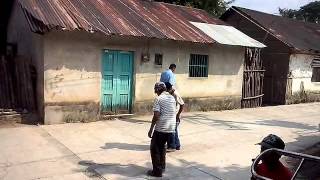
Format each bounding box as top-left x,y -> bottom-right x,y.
135,43 -> 244,101
43,31 -> 244,105
289,54 -> 320,93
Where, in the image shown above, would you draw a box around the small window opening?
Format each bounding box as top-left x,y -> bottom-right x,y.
155,53 -> 163,66
311,58 -> 320,82
189,54 -> 208,77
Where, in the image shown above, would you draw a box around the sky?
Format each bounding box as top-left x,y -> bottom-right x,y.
230,0 -> 315,14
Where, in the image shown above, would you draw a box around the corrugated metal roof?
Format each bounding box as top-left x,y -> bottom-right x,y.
229,7 -> 320,54
18,0 -> 231,44
311,58 -> 320,67
190,22 -> 266,48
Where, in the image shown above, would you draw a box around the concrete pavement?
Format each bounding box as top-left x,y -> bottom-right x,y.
0,103 -> 319,180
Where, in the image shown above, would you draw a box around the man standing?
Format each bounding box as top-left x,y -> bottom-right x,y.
160,64 -> 176,87
148,82 -> 176,177
165,82 -> 184,152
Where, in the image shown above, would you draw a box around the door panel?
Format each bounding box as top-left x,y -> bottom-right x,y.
101,50 -> 133,113
116,52 -> 133,113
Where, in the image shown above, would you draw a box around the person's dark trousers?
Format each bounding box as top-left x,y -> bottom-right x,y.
167,122 -> 180,149
150,131 -> 172,176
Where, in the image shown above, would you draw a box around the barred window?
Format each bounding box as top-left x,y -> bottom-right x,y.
189,54 -> 208,77
311,58 -> 320,82
154,53 -> 163,66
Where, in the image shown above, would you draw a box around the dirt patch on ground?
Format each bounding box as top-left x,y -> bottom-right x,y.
0,118 -> 34,128
0,113 -> 38,128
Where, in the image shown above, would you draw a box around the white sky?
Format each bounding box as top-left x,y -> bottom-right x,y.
230,0 -> 315,14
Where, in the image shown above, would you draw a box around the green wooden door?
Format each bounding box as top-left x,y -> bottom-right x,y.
101,50 -> 133,113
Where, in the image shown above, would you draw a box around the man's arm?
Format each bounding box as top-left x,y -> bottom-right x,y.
173,91 -> 184,122
176,104 -> 184,122
148,111 -> 160,138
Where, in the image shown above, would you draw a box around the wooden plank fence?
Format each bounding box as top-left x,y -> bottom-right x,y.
0,55 -> 36,111
241,48 -> 265,108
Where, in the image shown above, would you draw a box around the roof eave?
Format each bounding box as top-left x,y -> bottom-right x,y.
228,6 -> 294,49
291,48 -> 320,56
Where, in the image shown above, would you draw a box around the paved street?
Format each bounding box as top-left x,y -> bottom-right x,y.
0,103 -> 319,180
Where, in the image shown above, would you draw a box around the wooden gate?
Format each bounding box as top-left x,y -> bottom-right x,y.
241,48 -> 265,108
0,55 -> 36,112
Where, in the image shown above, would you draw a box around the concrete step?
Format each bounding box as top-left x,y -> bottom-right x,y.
0,109 -> 28,116
0,109 -> 32,126
0,108 -> 15,112
100,114 -> 134,120
0,112 -> 38,126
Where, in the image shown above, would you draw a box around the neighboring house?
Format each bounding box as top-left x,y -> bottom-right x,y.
7,0 -> 264,124
221,6 -> 320,105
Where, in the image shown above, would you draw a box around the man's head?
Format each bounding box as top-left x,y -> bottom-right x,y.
258,134 -> 285,165
169,64 -> 176,73
154,82 -> 166,95
258,134 -> 285,152
164,82 -> 174,94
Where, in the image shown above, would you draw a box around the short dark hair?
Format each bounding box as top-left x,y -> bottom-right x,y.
154,82 -> 166,93
169,64 -> 176,69
259,134 -> 285,150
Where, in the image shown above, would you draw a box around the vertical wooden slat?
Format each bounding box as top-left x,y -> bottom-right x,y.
242,48 -> 264,108
0,57 -> 5,108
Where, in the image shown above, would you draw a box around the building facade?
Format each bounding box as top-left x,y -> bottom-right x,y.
7,0 -> 264,124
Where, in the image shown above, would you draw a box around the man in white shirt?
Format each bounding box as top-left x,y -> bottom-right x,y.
147,82 -> 176,177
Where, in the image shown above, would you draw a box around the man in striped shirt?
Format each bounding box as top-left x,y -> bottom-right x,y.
147,82 -> 176,177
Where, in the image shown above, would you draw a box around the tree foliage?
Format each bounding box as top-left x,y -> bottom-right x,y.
279,1 -> 320,23
155,0 -> 234,17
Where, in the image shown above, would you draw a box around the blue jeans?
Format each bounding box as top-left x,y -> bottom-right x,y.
168,122 -> 180,149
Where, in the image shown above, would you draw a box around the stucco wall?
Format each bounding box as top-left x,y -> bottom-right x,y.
289,54 -> 320,93
44,31 -> 244,105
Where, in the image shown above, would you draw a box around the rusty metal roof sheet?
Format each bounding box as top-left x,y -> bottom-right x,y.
190,22 -> 266,48
228,7 -> 320,54
18,0 -> 231,44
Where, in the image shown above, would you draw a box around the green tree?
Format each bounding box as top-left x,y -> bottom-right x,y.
155,0 -> 234,17
279,1 -> 320,23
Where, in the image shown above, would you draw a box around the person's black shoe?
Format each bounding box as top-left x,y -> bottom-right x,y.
176,146 -> 181,150
166,148 -> 176,152
147,170 -> 162,177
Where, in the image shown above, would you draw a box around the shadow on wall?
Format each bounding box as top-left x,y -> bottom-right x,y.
77,158 -> 251,179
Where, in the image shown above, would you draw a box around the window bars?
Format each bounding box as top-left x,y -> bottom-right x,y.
189,54 -> 208,77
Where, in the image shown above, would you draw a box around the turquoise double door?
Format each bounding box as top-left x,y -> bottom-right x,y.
101,50 -> 133,114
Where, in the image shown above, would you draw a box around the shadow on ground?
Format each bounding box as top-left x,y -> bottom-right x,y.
184,114 -> 318,131
282,134 -> 320,179
78,158 -> 251,179
118,117 -> 150,124
101,142 -> 149,151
